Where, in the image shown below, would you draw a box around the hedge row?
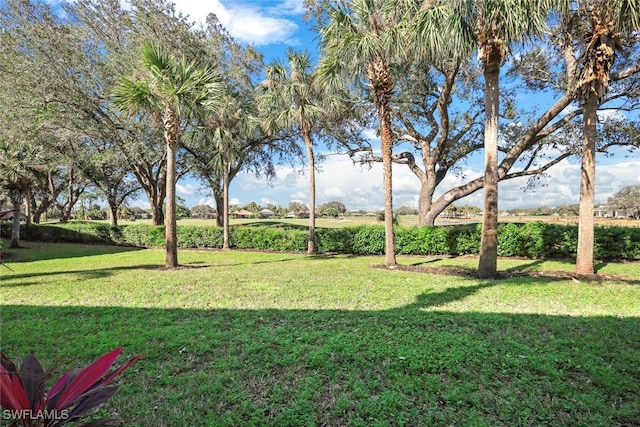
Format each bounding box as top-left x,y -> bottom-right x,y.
6,221 -> 640,260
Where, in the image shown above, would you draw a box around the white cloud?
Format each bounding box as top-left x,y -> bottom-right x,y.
288,191 -> 307,202
362,129 -> 379,141
320,187 -> 346,199
260,197 -> 279,206
197,197 -> 216,208
598,109 -> 625,122
184,149 -> 639,213
266,0 -> 306,15
172,0 -> 301,46
176,182 -> 199,196
129,199 -> 151,209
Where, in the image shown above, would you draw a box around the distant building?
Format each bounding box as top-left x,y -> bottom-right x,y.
259,209 -> 275,218
595,205 -> 636,218
286,211 -> 310,218
231,209 -> 253,219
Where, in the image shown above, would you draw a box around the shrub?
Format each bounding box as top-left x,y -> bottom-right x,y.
0,347 -> 141,426
448,224 -> 481,256
316,227 -> 358,253
120,225 -> 165,247
351,225 -> 385,255
178,226 -> 223,248
230,226 -> 307,251
595,225 -> 640,260
10,221 -> 640,260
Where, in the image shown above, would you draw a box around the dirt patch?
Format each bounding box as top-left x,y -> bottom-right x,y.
374,263 -> 633,282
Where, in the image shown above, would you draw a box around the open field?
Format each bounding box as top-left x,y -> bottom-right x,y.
1,241 -> 639,426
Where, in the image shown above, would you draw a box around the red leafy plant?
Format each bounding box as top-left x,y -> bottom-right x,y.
1,347 -> 141,426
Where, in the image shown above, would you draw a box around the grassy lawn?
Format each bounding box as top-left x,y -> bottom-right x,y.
1,240 -> 639,426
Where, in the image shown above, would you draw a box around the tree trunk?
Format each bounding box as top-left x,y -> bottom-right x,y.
108,201 -> 118,226
31,195 -> 49,224
60,202 -> 72,223
379,102 -> 396,266
164,107 -> 179,268
10,195 -> 21,249
303,130 -> 316,254
214,188 -> 224,228
222,163 -> 230,251
165,139 -> 178,267
576,94 -> 598,275
423,198 -> 451,227
417,174 -> 437,226
24,189 -> 32,227
151,202 -> 164,226
478,53 -> 501,278
30,172 -> 59,224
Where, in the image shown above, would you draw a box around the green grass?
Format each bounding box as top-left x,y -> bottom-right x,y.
1,240 -> 639,426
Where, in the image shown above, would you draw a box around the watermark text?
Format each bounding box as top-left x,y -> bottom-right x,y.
2,409 -> 70,421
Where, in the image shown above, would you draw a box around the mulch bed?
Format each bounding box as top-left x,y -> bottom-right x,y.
374,263 -> 636,282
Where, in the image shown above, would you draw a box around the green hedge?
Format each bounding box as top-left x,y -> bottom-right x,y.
10,221 -> 640,260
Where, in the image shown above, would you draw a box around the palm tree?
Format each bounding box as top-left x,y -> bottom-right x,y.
563,0 -> 640,275
318,0 -> 411,266
188,90 -> 255,250
419,0 -> 550,277
113,43 -> 223,268
258,49 -> 328,254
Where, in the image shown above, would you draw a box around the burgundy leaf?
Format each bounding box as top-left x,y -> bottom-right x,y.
100,354 -> 142,388
19,351 -> 46,411
61,386 -> 121,425
0,352 -> 18,374
55,348 -> 123,410
46,372 -> 71,411
0,372 -> 30,410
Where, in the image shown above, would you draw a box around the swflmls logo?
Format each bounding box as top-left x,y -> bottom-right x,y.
2,409 -> 70,420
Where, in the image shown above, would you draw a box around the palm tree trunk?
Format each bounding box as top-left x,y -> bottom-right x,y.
10,193 -> 21,249
303,130 -> 316,254
165,115 -> 179,268
478,56 -> 500,278
379,102 -> 397,267
222,163 -> 230,251
576,94 -> 598,275
25,189 -> 32,227
214,187 -> 224,228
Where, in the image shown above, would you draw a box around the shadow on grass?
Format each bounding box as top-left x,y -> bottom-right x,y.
0,264 -> 164,286
2,301 -> 638,426
405,282 -> 498,309
1,239 -> 142,263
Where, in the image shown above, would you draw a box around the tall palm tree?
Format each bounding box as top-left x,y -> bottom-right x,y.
113,43 -> 223,268
318,0 -> 411,266
419,0 -> 550,277
188,90 -> 255,250
562,0 -> 640,275
258,49 -> 327,254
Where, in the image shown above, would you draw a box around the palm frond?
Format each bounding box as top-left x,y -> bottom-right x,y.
112,77 -> 156,113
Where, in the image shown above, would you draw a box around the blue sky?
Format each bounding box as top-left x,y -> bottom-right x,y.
146,0 -> 640,212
